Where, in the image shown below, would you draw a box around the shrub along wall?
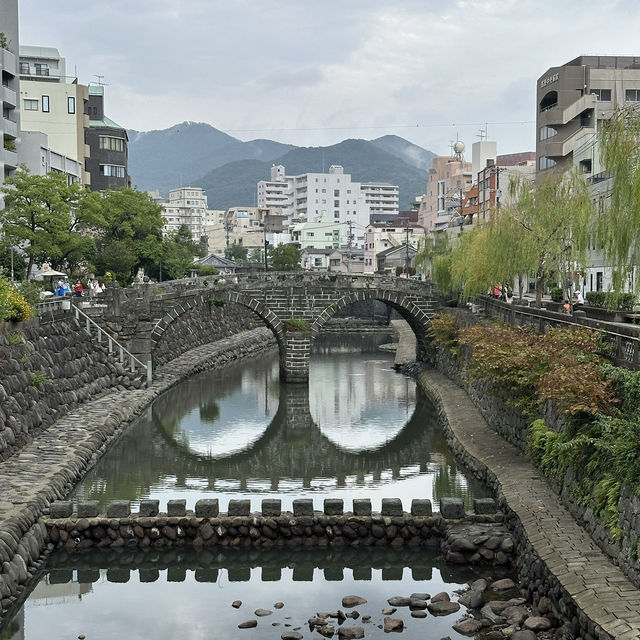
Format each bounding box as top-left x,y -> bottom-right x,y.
429,314 -> 640,589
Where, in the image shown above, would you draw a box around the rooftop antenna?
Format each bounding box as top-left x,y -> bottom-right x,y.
93,74 -> 110,86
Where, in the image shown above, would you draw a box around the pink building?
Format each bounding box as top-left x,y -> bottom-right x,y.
417,156 -> 473,233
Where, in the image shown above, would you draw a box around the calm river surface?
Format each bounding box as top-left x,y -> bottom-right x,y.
1,334 -> 499,640
71,333 -> 488,511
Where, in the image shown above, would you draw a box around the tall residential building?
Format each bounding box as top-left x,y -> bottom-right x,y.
84,85 -> 129,191
0,0 -> 20,206
257,164 -> 399,247
18,45 -> 90,185
257,164 -> 290,210
536,56 -> 640,180
417,154 -> 473,233
161,187 -> 207,239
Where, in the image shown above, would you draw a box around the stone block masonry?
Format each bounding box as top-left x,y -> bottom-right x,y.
0,327 -> 276,622
43,497 -> 512,565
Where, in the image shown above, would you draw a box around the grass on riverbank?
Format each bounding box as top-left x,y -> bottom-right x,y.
429,313 -> 640,541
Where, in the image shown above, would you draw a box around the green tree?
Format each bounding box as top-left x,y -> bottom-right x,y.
224,243 -> 248,262
0,243 -> 26,281
156,225 -> 203,280
270,243 -> 301,271
89,188 -> 164,284
0,169 -> 93,279
506,171 -> 592,306
598,106 -> 640,294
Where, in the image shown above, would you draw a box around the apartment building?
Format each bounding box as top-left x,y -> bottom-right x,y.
18,46 -> 90,185
257,164 -> 290,210
536,56 -> 640,180
257,165 -> 399,247
0,0 -> 20,205
161,187 -> 207,239
417,155 -> 473,233
85,85 -> 129,191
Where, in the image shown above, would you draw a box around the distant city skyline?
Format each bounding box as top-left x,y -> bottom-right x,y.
17,0 -> 640,156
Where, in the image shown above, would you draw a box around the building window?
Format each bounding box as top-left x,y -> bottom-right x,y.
41,95 -> 50,112
34,63 -> 49,76
19,62 -> 30,74
539,125 -> 557,140
538,156 -> 557,171
591,88 -> 612,101
24,99 -> 38,110
67,97 -> 75,114
625,89 -> 640,102
99,164 -> 126,178
334,189 -> 339,197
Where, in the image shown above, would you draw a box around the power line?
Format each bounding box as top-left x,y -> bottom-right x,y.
220,120 -> 534,135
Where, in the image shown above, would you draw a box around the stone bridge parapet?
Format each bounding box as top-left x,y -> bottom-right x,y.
99,273 -> 437,383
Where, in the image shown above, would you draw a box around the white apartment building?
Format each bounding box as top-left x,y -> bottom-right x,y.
18,131 -> 82,183
257,164 -> 290,210
0,0 -> 20,207
161,187 -> 207,239
360,183 -> 399,215
257,165 -> 399,247
363,222 -> 425,274
18,46 -> 90,185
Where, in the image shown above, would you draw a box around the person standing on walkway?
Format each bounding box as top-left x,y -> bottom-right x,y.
74,281 -> 83,297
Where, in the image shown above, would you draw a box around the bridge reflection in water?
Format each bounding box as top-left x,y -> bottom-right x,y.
72,335 -> 487,511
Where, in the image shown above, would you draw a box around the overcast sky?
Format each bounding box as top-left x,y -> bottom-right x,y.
16,0 -> 640,156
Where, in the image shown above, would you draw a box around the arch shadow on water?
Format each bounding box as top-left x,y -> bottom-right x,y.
72,346 -> 487,509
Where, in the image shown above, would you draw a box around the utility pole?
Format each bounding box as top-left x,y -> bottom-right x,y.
346,220 -> 354,249
263,218 -> 269,273
405,224 -> 410,276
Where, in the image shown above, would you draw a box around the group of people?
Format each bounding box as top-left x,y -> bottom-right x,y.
489,283 -> 514,304
55,278 -> 105,298
563,291 -> 584,314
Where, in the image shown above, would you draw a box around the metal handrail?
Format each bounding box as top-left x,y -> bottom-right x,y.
71,303 -> 152,384
482,297 -> 640,343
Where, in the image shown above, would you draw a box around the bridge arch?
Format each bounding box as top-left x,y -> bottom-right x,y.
310,288 -> 430,360
145,274 -> 436,383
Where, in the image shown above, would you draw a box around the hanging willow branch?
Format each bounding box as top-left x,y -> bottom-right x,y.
598,105 -> 640,293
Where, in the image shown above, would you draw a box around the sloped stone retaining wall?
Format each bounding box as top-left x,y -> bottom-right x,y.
0,318 -> 140,462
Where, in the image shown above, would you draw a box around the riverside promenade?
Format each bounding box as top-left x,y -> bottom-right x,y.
419,370 -> 640,639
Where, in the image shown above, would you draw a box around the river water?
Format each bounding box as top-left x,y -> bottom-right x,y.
1,333 -> 502,640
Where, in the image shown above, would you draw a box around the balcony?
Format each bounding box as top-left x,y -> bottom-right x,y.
2,147 -> 17,168
2,117 -> 17,137
543,126 -> 596,158
0,49 -> 16,75
1,84 -> 16,108
539,93 -> 597,127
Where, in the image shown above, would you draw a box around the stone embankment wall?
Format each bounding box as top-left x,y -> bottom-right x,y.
0,318 -> 140,462
0,328 -> 278,620
44,497 -> 512,565
434,345 -> 640,590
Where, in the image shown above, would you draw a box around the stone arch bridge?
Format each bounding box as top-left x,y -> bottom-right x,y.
99,272 -> 437,383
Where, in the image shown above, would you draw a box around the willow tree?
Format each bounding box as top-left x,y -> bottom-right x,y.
598,105 -> 640,293
505,171 -> 593,306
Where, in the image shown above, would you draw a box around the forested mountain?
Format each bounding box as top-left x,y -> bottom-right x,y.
195,138 -> 429,210
127,122 -> 295,193
128,122 -> 434,209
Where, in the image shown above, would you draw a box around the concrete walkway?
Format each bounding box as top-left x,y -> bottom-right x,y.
419,369 -> 640,640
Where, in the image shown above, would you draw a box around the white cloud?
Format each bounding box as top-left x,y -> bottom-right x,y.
17,0 -> 640,155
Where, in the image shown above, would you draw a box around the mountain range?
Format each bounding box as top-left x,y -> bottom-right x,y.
127,122 -> 436,211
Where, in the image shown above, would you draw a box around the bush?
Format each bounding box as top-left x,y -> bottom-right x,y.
551,287 -> 564,303
283,317 -> 310,331
6,289 -> 32,322
585,291 -> 636,310
193,265 -> 220,277
427,313 -> 459,353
